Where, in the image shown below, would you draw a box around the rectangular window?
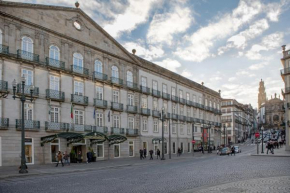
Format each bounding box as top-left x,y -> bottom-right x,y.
193,95 -> 196,103
96,113 -> 103,126
171,87 -> 176,96
153,120 -> 158,132
141,77 -> 147,87
180,124 -> 184,134
113,90 -> 119,103
162,84 -> 167,93
24,103 -> 33,120
180,106 -> 184,115
163,101 -> 168,112
179,90 -> 183,99
153,80 -> 157,90
22,69 -> 33,86
186,93 -> 190,100
74,110 -> 84,125
187,125 -> 191,135
141,97 -> 147,108
172,104 -> 176,114
205,99 -> 208,106
128,117 -> 134,129
25,138 -> 34,164
187,108 -> 191,117
50,107 -> 59,123
74,81 -> 84,96
153,98 -> 158,110
50,75 -> 60,91
96,86 -> 103,100
113,115 -> 120,128
172,122 -> 176,134
128,94 -> 134,106
142,119 -> 148,131
194,126 -> 197,132
199,97 -> 202,104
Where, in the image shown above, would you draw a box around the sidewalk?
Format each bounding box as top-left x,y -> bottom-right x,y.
250,146 -> 290,157
0,151 -> 211,180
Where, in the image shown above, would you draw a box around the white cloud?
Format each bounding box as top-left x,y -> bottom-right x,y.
154,59 -> 181,72
181,70 -> 193,78
264,0 -> 287,22
236,70 -> 256,77
218,19 -> 269,55
210,76 -> 222,81
147,5 -> 192,45
103,0 -> 158,38
123,41 -> 164,60
174,0 -> 263,62
228,77 -> 236,82
248,62 -> 268,70
246,32 -> 284,60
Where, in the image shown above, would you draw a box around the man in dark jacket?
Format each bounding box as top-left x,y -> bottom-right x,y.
149,149 -> 153,160
139,149 -> 143,160
143,148 -> 147,159
157,149 -> 160,159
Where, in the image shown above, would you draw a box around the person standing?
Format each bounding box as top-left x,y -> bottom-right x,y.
63,151 -> 70,166
139,149 -> 143,160
149,149 -> 153,160
77,151 -> 82,163
157,149 -> 160,159
201,146 -> 204,154
143,148 -> 147,159
55,151 -> 64,167
231,146 -> 235,156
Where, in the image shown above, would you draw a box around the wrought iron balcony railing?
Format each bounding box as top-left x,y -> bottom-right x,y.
16,119 -> 40,130
141,108 -> 151,116
205,106 -> 210,111
0,80 -> 8,93
0,44 -> 9,54
71,124 -> 92,132
46,89 -> 65,102
200,104 -> 205,109
222,119 -> 233,123
186,100 -> 192,106
126,81 -> 139,90
111,102 -> 124,111
165,113 -> 171,119
92,126 -> 108,134
17,84 -> 39,97
111,127 -> 125,135
94,99 -> 107,108
17,49 -> 39,63
152,110 -> 160,118
0,118 -> 9,129
46,57 -> 65,70
127,105 -> 138,114
281,67 -> 290,76
93,71 -> 108,81
71,65 -> 89,76
162,92 -> 170,100
171,95 -> 179,102
186,116 -> 192,122
45,122 -> 70,131
191,102 -> 199,108
178,115 -> 186,122
152,89 -> 161,97
71,94 -> 88,106
179,98 -> 186,104
126,128 -> 139,136
171,114 -> 178,120
111,77 -> 123,86
140,86 -> 151,94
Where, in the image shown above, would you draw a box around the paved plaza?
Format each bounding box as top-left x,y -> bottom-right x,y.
0,142 -> 289,193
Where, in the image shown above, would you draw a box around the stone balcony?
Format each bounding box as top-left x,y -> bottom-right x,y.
71,94 -> 88,106
16,119 -> 40,131
46,89 -> 65,102
94,99 -> 107,109
45,122 -> 70,131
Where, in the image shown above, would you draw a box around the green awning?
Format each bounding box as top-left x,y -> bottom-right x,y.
84,131 -> 108,144
40,132 -> 84,146
107,135 -> 127,145
152,137 -> 167,144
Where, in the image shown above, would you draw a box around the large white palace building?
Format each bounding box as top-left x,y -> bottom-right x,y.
0,1 -> 222,166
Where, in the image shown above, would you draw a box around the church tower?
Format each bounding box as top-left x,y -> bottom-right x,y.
258,79 -> 266,109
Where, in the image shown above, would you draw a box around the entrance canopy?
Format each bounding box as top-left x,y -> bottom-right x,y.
108,135 -> 127,145
41,132 -> 83,146
84,131 -> 108,145
152,137 -> 167,144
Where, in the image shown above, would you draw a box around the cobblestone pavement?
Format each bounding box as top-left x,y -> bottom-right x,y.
0,143 -> 289,193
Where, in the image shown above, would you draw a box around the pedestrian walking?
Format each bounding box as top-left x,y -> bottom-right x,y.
63,151 -> 70,166
201,146 -> 204,154
139,149 -> 144,160
55,151 -> 64,167
216,146 -> 220,155
177,147 -> 181,156
149,149 -> 153,160
77,151 -> 82,163
143,148 -> 147,159
157,149 -> 160,159
231,146 -> 235,156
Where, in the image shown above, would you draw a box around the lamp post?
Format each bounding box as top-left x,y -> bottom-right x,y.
192,122 -> 195,156
261,126 -> 264,153
161,107 -> 165,160
208,124 -> 211,153
168,119 -> 171,159
12,76 -> 35,173
223,124 -> 226,146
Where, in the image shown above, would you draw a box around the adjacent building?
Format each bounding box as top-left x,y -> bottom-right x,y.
221,99 -> 254,144
0,1 -> 222,166
280,45 -> 290,150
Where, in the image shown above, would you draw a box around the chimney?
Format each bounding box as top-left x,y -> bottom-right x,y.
132,49 -> 136,55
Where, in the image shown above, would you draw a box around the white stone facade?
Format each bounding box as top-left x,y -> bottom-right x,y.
0,1 -> 221,166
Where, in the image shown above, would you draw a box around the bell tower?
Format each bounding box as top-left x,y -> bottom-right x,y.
258,79 -> 266,109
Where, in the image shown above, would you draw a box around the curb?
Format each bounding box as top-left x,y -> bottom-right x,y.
250,154 -> 290,157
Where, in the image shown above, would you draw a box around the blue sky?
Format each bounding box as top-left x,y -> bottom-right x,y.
11,0 -> 290,108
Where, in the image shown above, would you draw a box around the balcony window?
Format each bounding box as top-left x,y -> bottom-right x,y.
96,86 -> 103,100
141,97 -> 147,108
112,66 -> 119,78
74,81 -> 84,96
128,94 -> 134,106
128,117 -> 134,129
0,29 -> 2,44
49,45 -> 60,61
142,119 -> 148,131
95,59 -> 103,73
96,113 -> 103,126
73,53 -> 83,73
127,71 -> 133,83
24,103 -> 33,121
50,107 -> 59,123
21,36 -> 33,60
153,120 -> 158,133
22,69 -> 33,86
113,90 -> 119,103
179,90 -> 183,99
162,84 -> 167,94
113,115 -> 120,128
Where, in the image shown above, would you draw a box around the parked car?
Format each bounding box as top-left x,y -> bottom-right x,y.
234,146 -> 241,153
220,147 -> 231,156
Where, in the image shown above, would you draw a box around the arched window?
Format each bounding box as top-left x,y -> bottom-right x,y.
49,45 -> 60,60
127,71 -> 133,82
95,59 -> 102,73
0,29 -> 2,45
112,66 -> 119,78
73,53 -> 83,67
21,36 -> 33,53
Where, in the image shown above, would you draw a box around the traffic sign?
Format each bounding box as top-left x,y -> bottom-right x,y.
192,140 -> 196,144
255,132 -> 260,138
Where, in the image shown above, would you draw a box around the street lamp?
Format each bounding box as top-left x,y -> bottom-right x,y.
261,126 -> 264,153
192,122 -> 195,156
223,124 -> 226,146
161,107 -> 165,160
12,76 -> 35,173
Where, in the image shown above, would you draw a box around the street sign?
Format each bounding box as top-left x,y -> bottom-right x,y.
192,140 -> 196,144
255,132 -> 260,138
